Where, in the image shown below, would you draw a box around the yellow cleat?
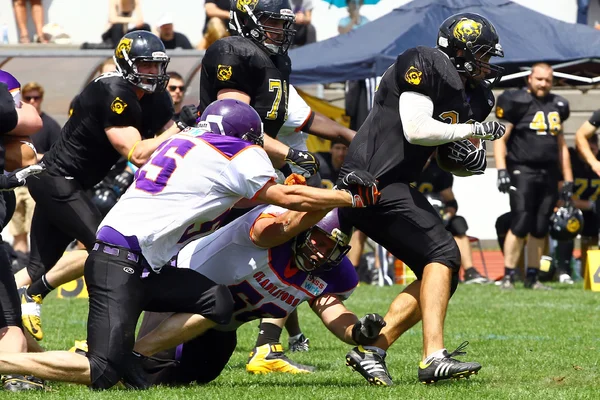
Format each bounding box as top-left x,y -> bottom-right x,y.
18,287 -> 43,341
246,343 -> 315,374
69,340 -> 88,354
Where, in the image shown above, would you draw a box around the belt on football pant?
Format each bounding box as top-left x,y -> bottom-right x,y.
92,242 -> 143,264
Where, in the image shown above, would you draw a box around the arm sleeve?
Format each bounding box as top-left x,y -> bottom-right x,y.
399,92 -> 473,145
284,85 -> 312,132
102,84 -> 141,129
588,109 -> 600,127
202,42 -> 255,96
220,147 -> 278,199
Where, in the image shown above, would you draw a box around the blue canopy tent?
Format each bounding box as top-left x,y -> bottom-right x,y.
289,0 -> 600,85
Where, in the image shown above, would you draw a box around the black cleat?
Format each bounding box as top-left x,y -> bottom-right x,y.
2,375 -> 46,391
418,341 -> 481,384
346,346 -> 393,386
288,334 -> 310,352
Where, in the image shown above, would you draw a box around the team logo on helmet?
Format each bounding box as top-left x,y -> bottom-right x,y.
566,217 -> 581,233
217,65 -> 233,81
115,37 -> 132,59
495,106 -> 504,118
236,0 -> 258,12
110,97 -> 128,114
453,19 -> 482,43
405,66 -> 423,86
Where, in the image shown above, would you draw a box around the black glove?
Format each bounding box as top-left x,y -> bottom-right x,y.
352,313 -> 386,345
445,140 -> 487,175
497,169 -> 511,193
560,181 -> 574,202
284,148 -> 320,177
334,170 -> 380,208
113,170 -> 134,197
471,121 -> 506,141
176,104 -> 199,130
0,164 -> 45,191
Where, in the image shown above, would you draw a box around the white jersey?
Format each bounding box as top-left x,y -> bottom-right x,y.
176,204 -> 358,331
98,129 -> 277,271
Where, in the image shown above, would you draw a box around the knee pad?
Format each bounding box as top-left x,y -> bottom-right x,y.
202,284 -> 234,326
447,215 -> 469,236
510,211 -> 532,238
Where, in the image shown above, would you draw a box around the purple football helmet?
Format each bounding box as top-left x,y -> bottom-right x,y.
0,70 -> 22,105
294,209 -> 351,274
198,99 -> 264,146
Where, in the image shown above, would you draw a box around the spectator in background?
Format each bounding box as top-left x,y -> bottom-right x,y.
13,0 -> 48,43
9,82 -> 61,270
316,141 -> 348,188
577,0 -> 589,25
203,0 -> 230,35
291,0 -> 316,46
156,13 -> 192,50
196,17 -> 229,50
167,71 -> 186,119
338,0 -> 369,35
102,0 -> 150,47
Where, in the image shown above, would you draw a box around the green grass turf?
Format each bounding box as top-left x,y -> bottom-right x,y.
5,282 -> 599,399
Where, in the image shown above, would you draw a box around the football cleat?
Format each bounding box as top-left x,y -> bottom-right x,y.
558,273 -> 574,285
463,268 -> 490,284
418,341 -> 481,384
246,343 -> 315,374
288,334 -> 310,352
2,375 -> 46,391
524,279 -> 552,290
69,339 -> 88,355
18,287 -> 43,341
346,346 -> 393,386
499,275 -> 515,290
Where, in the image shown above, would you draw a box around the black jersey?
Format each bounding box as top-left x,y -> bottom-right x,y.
570,147 -> 600,202
415,159 -> 453,194
199,36 -> 291,138
339,46 -> 495,188
43,74 -> 173,189
495,89 -> 569,169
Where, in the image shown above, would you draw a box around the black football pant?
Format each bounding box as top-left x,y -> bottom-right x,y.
85,243 -> 234,389
0,191 -> 21,329
338,182 -> 461,293
137,311 -> 237,386
508,166 -> 558,238
26,169 -> 103,282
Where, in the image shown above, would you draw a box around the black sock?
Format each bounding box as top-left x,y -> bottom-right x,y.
504,267 -> 516,278
27,275 -> 55,299
526,267 -> 538,282
255,322 -> 283,347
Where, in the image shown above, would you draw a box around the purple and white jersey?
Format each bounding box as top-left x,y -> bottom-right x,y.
176,204 -> 359,331
0,70 -> 22,107
98,129 -> 277,271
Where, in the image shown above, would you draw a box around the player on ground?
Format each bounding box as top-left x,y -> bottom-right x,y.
338,13 -> 506,385
0,99 -> 378,390
130,206 -> 385,385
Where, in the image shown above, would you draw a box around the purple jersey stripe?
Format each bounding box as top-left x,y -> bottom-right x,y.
199,133 -> 255,158
97,226 -> 142,252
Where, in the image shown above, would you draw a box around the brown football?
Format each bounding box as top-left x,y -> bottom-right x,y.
3,136 -> 38,172
436,138 -> 481,177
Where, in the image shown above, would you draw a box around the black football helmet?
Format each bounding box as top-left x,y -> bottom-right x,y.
229,0 -> 296,55
113,30 -> 170,93
437,13 -> 504,87
549,203 -> 584,241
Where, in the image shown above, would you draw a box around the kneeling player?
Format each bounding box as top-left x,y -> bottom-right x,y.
132,207 -> 385,385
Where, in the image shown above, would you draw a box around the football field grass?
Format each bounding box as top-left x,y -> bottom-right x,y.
7,282 -> 600,399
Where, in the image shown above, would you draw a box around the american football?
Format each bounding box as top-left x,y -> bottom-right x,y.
3,136 -> 37,172
436,138 -> 482,177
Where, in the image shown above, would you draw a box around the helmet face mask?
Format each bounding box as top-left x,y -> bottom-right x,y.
230,0 -> 296,55
113,31 -> 170,93
437,13 -> 504,88
198,99 -> 265,146
293,210 -> 350,274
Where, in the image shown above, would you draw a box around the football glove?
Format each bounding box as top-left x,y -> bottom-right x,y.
176,104 -> 199,131
113,169 -> 134,197
471,121 -> 506,141
497,169 -> 511,193
445,140 -> 487,175
560,181 -> 574,202
352,313 -> 386,345
0,164 -> 45,191
285,148 -> 320,177
284,173 -> 307,186
334,170 -> 380,208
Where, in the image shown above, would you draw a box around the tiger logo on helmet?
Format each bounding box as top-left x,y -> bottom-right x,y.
453,19 -> 482,43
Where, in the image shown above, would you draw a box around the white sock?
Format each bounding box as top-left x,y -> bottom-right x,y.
425,348 -> 447,363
